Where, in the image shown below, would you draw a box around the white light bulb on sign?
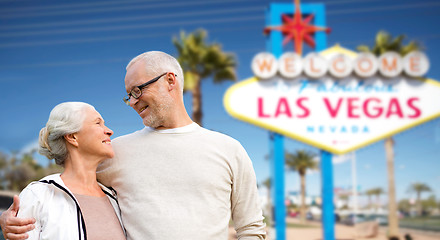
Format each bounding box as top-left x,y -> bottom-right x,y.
403,51 -> 430,77
354,52 -> 378,78
228,45 -> 439,155
251,52 -> 278,79
250,50 -> 429,79
378,52 -> 403,78
329,54 -> 353,78
303,52 -> 328,78
278,52 -> 303,78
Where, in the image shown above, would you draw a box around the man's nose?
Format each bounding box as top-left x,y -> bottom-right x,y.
129,96 -> 138,107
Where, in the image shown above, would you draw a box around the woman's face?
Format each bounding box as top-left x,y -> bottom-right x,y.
74,107 -> 114,160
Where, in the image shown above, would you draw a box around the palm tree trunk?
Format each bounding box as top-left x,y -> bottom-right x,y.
417,192 -> 422,216
192,78 -> 203,126
385,137 -> 399,237
377,195 -> 380,211
300,173 -> 306,223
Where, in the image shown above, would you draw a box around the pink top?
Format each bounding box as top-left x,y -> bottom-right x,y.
74,194 -> 126,240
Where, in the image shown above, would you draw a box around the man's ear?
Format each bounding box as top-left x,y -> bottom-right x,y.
166,72 -> 177,91
64,133 -> 79,147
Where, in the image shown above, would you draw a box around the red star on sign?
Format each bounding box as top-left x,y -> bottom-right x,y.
264,0 -> 331,55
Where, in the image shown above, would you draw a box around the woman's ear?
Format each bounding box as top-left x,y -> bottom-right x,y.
64,133 -> 79,147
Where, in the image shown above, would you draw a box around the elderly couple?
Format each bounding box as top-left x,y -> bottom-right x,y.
0,51 -> 266,240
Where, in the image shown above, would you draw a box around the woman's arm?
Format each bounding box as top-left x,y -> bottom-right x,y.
16,187 -> 42,240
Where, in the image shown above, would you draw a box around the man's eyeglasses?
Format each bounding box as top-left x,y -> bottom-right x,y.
123,72 -> 168,105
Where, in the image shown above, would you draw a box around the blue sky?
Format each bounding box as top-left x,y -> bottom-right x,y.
1,0 -> 439,205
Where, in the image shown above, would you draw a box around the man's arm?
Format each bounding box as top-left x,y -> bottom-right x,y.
0,196 -> 35,240
231,145 -> 266,240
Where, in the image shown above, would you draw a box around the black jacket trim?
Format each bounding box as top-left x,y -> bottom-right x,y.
101,188 -> 118,203
39,180 -> 87,240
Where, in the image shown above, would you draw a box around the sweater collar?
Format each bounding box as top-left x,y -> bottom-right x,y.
142,122 -> 199,134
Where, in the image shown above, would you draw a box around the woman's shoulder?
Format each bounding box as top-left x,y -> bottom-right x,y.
20,174 -> 62,198
20,183 -> 50,201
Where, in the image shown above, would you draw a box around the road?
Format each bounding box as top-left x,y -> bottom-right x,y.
228,218 -> 440,240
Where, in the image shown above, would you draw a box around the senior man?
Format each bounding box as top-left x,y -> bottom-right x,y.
1,51 -> 266,240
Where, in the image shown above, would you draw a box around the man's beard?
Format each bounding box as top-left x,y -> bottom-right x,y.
143,95 -> 173,128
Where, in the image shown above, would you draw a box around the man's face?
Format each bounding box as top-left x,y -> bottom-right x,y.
124,61 -> 173,128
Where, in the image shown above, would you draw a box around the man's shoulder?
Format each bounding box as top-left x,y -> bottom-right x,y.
197,127 -> 241,147
113,128 -> 147,144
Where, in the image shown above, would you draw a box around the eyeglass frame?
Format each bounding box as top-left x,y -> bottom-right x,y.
123,72 -> 173,105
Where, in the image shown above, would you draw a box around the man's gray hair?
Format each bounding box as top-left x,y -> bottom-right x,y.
39,102 -> 94,166
126,51 -> 184,92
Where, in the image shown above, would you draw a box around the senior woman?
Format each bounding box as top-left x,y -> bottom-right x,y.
14,102 -> 126,240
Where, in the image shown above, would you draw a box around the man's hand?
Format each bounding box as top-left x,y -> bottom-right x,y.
0,195 -> 35,240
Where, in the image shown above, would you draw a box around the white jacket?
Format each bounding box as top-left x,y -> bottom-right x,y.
17,174 -> 125,240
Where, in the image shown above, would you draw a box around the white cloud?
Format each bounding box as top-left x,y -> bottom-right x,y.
315,153 -> 354,165
19,139 -> 39,156
332,154 -> 353,164
306,169 -> 319,175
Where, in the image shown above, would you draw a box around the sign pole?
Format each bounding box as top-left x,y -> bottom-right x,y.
266,3 -> 330,240
321,150 -> 335,240
225,2 -> 439,240
270,132 -> 286,240
267,5 -> 286,240
351,152 -> 358,227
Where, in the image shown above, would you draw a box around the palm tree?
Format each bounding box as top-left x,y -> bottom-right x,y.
285,150 -> 318,223
398,199 -> 411,214
365,188 -> 384,210
408,182 -> 431,216
357,31 -> 419,56
357,30 -> 420,237
338,194 -> 350,209
371,187 -> 385,211
365,189 -> 375,210
173,29 -> 237,126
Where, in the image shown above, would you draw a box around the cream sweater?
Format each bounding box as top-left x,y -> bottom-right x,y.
97,123 -> 266,240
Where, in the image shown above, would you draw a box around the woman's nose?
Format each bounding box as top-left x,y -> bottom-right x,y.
105,127 -> 113,136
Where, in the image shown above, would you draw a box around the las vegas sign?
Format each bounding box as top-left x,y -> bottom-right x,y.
224,45 -> 440,154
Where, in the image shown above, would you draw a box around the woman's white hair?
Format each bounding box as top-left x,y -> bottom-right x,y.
39,102 -> 94,166
126,51 -> 184,92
